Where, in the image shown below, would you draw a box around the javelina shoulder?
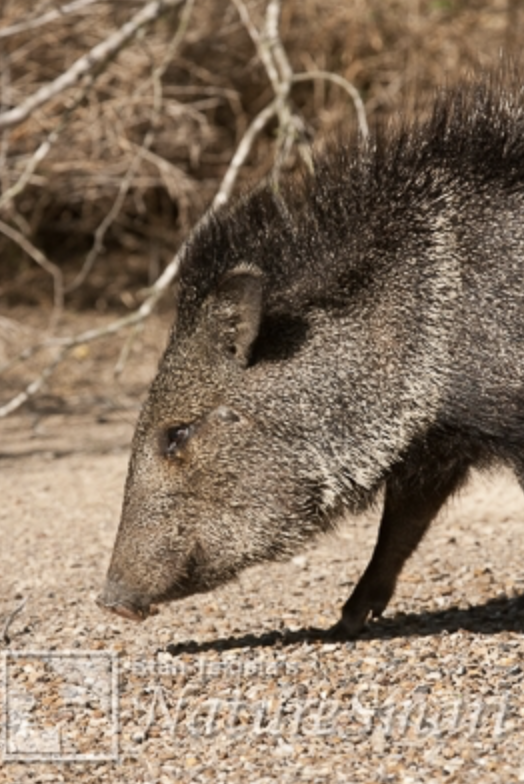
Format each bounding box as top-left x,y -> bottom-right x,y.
99,71 -> 524,637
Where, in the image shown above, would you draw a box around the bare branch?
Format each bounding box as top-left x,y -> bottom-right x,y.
2,597 -> 28,646
213,98 -> 279,209
114,322 -> 143,379
292,71 -> 369,141
0,349 -> 65,418
0,0 -> 100,40
232,0 -> 291,110
231,0 -> 303,184
0,127 -> 60,211
0,0 -> 187,131
0,219 -> 64,327
265,0 -> 293,87
231,0 -> 281,94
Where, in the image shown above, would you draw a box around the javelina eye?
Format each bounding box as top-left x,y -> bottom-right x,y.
213,406 -> 241,424
165,424 -> 193,456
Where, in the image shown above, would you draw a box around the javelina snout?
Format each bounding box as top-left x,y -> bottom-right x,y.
100,72 -> 524,637
96,577 -> 152,622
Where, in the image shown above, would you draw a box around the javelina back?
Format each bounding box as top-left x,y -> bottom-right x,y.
98,73 -> 524,636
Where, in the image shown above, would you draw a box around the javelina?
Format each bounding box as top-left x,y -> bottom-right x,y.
98,73 -> 524,636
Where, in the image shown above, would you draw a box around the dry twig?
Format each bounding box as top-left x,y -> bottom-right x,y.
0,0 -> 100,40
213,98 -> 280,208
293,71 -> 369,141
2,597 -> 28,646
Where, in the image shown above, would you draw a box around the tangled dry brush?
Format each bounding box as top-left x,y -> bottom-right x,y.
0,0 -> 521,414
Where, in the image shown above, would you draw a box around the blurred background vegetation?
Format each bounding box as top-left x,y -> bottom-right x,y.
0,0 -> 522,312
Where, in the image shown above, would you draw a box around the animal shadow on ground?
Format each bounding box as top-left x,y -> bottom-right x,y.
165,595 -> 524,656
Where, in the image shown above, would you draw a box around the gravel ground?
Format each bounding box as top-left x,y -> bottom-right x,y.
2,314 -> 524,783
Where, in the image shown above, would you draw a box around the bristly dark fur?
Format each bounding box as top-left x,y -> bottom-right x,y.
177,69 -> 524,326
100,70 -> 524,637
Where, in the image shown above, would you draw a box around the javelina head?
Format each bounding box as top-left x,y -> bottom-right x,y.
98,262 -> 322,622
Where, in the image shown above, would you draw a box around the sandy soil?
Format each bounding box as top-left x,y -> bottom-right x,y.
2,310 -> 524,783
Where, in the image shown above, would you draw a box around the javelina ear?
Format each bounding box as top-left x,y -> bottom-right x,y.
211,264 -> 264,366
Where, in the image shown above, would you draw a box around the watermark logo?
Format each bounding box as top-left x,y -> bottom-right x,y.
1,650 -> 517,763
3,650 -> 118,762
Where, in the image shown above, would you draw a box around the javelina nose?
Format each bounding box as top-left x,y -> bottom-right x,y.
96,578 -> 151,622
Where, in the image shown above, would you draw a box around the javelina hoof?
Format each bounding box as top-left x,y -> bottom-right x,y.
327,606 -> 382,639
327,581 -> 393,638
325,619 -> 362,640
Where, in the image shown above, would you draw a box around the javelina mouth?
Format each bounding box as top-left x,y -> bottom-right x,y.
96,578 -> 156,622
96,596 -> 150,622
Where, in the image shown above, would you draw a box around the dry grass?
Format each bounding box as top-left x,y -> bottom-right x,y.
0,0 -> 522,308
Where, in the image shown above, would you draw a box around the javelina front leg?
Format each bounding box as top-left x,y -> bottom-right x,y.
333,454 -> 470,637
